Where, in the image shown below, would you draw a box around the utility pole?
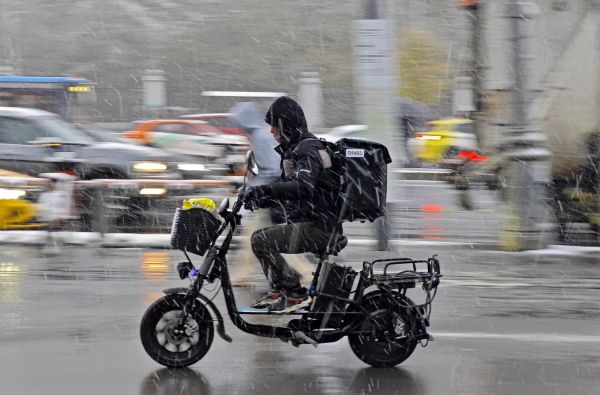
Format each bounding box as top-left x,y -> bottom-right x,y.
455,0 -> 486,208
364,0 -> 379,18
464,0 -> 486,150
298,71 -> 324,132
354,0 -> 396,250
501,0 -> 552,251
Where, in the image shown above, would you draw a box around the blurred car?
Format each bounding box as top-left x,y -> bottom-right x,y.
77,124 -> 220,180
123,119 -> 249,176
0,168 -> 44,229
179,113 -> 247,136
0,107 -> 209,231
316,124 -> 368,142
0,107 -> 183,179
408,118 -> 480,166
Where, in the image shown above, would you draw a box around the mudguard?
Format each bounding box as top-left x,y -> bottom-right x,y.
162,287 -> 232,343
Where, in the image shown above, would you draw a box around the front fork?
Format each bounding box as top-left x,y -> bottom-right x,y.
162,286 -> 232,343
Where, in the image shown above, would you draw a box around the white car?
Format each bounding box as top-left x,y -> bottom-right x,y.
315,125 -> 368,142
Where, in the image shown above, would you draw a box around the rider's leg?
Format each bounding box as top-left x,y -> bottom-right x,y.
285,254 -> 315,285
250,222 -> 330,292
251,224 -> 302,291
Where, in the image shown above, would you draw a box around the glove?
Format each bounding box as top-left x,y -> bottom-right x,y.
243,194 -> 255,211
243,185 -> 272,210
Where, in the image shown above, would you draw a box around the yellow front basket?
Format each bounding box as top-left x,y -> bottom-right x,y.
182,198 -> 217,213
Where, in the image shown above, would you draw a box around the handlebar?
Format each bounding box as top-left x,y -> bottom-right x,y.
231,184 -> 247,215
218,187 -> 246,229
231,195 -> 244,217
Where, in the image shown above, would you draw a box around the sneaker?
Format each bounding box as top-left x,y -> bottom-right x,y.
251,289 -> 282,309
269,288 -> 311,314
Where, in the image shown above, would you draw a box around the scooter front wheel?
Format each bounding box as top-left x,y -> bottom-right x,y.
140,294 -> 214,367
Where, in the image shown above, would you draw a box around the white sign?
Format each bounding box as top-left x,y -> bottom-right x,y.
346,149 -> 365,158
352,19 -> 392,88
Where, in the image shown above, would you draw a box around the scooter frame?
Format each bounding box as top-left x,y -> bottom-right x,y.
166,193 -> 442,347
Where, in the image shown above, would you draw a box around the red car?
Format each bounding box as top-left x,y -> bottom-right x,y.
179,113 -> 246,136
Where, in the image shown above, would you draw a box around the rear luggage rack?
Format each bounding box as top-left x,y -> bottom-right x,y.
364,256 -> 442,288
362,255 -> 442,334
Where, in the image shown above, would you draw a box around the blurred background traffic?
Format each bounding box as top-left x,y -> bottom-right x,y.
0,0 -> 597,249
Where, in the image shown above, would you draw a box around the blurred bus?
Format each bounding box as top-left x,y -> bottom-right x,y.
0,75 -> 96,120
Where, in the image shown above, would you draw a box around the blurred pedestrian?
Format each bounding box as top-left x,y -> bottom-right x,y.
231,102 -> 281,188
230,102 -> 315,286
397,99 -> 428,167
37,172 -> 77,255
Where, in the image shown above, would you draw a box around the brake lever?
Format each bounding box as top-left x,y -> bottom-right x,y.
234,213 -> 242,225
231,192 -> 246,215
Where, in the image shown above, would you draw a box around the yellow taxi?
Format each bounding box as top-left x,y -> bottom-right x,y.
410,118 -> 479,165
0,169 -> 44,229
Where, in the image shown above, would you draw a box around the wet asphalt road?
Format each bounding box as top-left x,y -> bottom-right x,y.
0,243 -> 599,395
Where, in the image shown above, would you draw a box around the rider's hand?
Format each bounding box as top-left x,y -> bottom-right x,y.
244,185 -> 269,202
243,185 -> 271,210
242,186 -> 257,211
242,187 -> 254,211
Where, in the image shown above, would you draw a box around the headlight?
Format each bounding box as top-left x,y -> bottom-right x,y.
177,163 -> 208,171
0,188 -> 26,200
132,162 -> 168,172
140,187 -> 167,196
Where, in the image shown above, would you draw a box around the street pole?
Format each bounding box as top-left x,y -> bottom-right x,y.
501,0 -> 552,251
455,0 -> 486,209
355,0 -> 395,251
458,0 -> 485,144
298,71 -> 324,132
370,0 -> 390,252
468,2 -> 486,150
364,0 -> 379,18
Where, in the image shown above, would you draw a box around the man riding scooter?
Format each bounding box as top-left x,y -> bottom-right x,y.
140,96 -> 441,369
244,96 -> 345,313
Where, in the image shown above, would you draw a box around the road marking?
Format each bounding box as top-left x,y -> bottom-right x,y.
441,279 -> 532,288
398,182 -> 448,187
433,331 -> 600,343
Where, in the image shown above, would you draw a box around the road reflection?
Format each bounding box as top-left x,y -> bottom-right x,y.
0,262 -> 22,303
141,252 -> 170,281
348,367 -> 425,395
140,368 -> 210,395
137,366 -> 426,395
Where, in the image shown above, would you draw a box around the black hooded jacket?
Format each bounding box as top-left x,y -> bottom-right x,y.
260,96 -> 341,229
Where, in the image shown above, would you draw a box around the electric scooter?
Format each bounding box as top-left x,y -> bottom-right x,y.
140,152 -> 442,368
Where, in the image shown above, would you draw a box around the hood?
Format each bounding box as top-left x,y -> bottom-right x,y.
264,96 -> 311,146
230,102 -> 268,133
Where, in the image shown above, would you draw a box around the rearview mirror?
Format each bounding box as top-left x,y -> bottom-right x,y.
218,197 -> 230,217
246,150 -> 259,176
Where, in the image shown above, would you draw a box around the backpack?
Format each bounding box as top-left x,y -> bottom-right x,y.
318,138 -> 392,223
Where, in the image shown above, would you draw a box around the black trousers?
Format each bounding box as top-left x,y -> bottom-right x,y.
251,222 -> 332,291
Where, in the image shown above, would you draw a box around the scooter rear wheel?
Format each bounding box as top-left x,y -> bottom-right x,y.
348,296 -> 418,367
140,294 -> 214,367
